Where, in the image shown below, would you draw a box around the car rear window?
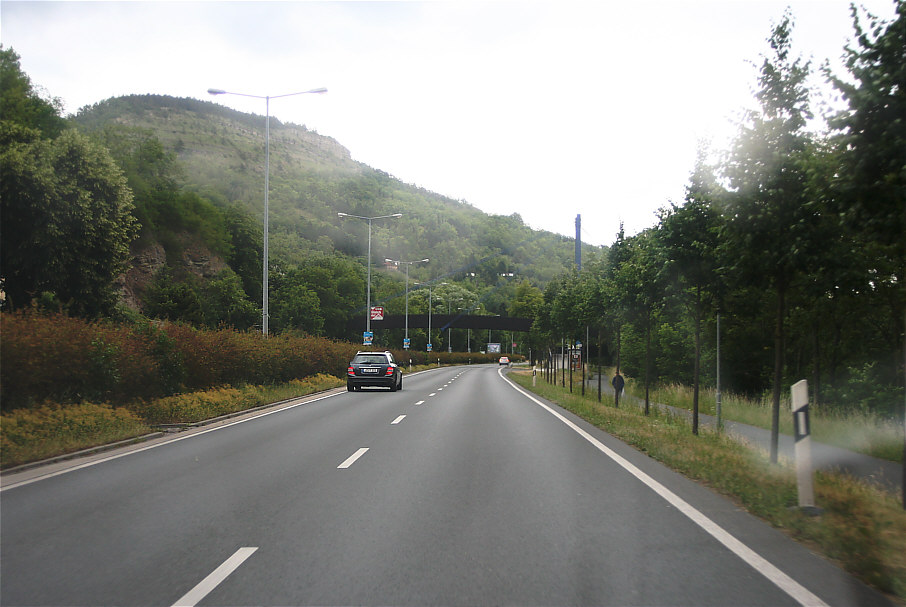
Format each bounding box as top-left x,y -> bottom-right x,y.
354,355 -> 389,365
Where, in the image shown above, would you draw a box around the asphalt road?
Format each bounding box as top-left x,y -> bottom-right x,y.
0,365 -> 892,606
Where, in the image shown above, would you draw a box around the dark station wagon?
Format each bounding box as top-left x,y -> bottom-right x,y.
346,351 -> 403,392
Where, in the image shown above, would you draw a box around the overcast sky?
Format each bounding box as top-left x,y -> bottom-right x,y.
1,0 -> 897,246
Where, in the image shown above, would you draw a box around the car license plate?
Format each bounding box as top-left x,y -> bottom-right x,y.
361,368 -> 379,373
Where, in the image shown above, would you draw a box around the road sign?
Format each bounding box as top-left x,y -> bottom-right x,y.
370,306 -> 384,321
363,331 -> 373,346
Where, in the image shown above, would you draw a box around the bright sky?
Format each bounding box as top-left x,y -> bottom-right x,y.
1,0 -> 896,246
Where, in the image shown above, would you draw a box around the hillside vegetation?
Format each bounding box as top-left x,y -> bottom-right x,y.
70,94 -> 582,336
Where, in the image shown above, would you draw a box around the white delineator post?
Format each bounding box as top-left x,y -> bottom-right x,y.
791,379 -> 816,511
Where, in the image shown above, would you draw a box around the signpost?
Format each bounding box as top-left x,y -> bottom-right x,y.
791,379 -> 821,514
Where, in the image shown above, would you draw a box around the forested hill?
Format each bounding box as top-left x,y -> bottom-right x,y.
74,94 -> 585,287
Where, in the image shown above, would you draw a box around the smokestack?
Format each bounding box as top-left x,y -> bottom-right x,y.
575,214 -> 582,271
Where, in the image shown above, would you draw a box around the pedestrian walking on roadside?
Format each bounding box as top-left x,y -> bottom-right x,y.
612,372 -> 625,407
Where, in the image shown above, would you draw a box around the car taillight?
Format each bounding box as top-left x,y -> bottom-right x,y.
385,367 -> 395,376
347,366 -> 355,376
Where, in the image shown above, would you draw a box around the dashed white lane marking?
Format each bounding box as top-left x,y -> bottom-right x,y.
415,400 -> 425,406
498,369 -> 828,607
172,547 -> 257,607
391,415 -> 406,425
337,448 -> 369,469
429,393 -> 437,397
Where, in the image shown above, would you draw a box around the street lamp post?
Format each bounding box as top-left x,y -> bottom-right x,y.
386,258 -> 429,349
207,86 -> 326,336
458,307 -> 471,353
434,282 -> 449,351
338,213 -> 402,341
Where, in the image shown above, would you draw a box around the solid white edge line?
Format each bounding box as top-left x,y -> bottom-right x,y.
391,415 -> 406,425
338,447 -> 369,469
171,546 -> 257,607
497,368 -> 829,607
2,391 -> 346,492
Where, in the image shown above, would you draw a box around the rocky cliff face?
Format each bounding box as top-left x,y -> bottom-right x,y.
117,238 -> 229,311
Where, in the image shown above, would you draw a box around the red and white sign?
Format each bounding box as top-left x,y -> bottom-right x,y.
370,306 -> 384,321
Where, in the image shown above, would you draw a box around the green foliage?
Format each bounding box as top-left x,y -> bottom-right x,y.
202,270 -> 259,330
0,46 -> 67,138
143,269 -> 206,325
1,127 -> 138,316
270,254 -> 365,338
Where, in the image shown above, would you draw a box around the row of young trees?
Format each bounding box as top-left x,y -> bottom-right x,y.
526,6 -> 905,464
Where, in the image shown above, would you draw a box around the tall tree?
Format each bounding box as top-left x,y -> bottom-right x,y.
1,128 -> 138,316
722,12 -> 817,462
614,229 -> 667,414
1,48 -> 138,316
658,147 -> 724,433
0,47 -> 66,139
825,0 -> 906,504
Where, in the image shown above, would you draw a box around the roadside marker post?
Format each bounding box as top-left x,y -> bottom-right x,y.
791,379 -> 820,515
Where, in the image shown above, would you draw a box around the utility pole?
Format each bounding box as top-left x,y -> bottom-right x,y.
575,214 -> 582,271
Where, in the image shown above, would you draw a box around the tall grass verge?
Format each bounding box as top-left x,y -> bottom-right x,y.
1,404 -> 150,468
133,374 -> 343,425
624,380 -> 903,463
511,370 -> 906,600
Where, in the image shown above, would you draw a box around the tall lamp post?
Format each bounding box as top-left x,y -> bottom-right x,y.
338,212 -> 402,342
458,307 -> 472,353
207,86 -> 326,336
386,258 -> 429,349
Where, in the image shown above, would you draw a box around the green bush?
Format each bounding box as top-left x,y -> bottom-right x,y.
0,310 -> 364,409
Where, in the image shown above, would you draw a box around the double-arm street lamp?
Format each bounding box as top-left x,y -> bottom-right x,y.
207,86 -> 327,335
385,258 -> 429,349
338,212 -> 402,340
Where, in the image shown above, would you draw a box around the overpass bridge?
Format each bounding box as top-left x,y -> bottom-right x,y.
347,314 -> 532,333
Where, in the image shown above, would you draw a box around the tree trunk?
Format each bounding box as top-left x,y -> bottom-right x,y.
615,324 -> 622,408
812,320 -> 821,407
597,328 -> 603,402
692,285 -> 701,435
770,280 -> 786,464
645,310 -> 652,416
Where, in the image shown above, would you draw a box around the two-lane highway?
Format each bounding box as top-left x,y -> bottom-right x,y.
1,365 -> 891,606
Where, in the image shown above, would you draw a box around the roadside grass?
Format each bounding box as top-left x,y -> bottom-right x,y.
133,374 -> 344,425
0,403 -> 151,468
585,372 -> 903,464
510,370 -> 906,601
1,374 -> 344,469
